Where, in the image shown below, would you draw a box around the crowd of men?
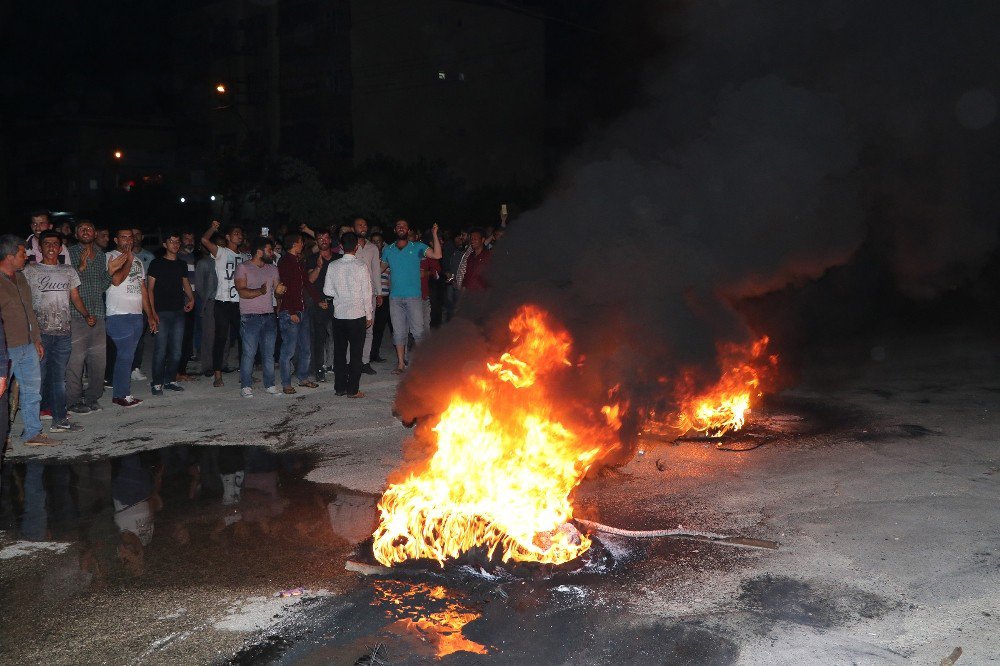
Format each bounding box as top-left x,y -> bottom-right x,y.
0,210 -> 497,449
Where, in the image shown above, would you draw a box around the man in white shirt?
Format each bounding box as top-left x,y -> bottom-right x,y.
323,232 -> 373,398
106,228 -> 158,408
201,220 -> 245,387
352,217 -> 382,376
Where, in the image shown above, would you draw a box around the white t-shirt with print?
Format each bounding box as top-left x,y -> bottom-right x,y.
106,251 -> 145,315
213,247 -> 248,302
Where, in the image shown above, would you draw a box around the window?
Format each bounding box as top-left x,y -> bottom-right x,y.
438,71 -> 447,80
89,179 -> 99,191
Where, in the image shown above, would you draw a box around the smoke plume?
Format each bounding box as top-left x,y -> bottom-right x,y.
397,0 -> 999,447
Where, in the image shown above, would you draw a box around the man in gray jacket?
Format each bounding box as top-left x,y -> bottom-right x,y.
194,237 -> 220,375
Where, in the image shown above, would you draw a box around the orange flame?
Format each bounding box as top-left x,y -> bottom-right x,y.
373,306 -> 608,567
671,336 -> 778,437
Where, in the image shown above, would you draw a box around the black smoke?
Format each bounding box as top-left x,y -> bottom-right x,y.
396,0 -> 1000,439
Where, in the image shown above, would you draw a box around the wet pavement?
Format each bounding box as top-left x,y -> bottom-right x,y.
1,331 -> 999,664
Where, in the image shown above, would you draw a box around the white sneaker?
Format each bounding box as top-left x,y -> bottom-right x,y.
131,368 -> 147,381
265,386 -> 281,395
241,387 -> 254,398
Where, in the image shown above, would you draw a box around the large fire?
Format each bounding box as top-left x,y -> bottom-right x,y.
372,306 -> 612,567
373,306 -> 777,567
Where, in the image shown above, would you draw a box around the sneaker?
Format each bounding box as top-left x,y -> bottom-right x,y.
25,433 -> 60,446
283,386 -> 297,395
68,402 -> 92,415
112,395 -> 143,408
50,420 -> 84,432
265,386 -> 281,396
131,368 -> 147,381
39,409 -> 53,420
316,368 -> 326,383
241,387 -> 254,398
86,401 -> 103,413
164,382 -> 185,392
104,379 -> 114,388
361,363 -> 377,375
298,380 -> 318,389
151,384 -> 164,396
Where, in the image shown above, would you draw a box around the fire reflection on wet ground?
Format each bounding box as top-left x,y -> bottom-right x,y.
374,580 -> 489,658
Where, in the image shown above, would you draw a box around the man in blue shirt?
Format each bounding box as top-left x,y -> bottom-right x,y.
380,219 -> 441,374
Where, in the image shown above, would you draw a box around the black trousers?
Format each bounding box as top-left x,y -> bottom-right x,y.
178,305 -> 195,375
371,296 -> 390,360
332,316 -> 365,394
212,301 -> 241,372
309,302 -> 333,377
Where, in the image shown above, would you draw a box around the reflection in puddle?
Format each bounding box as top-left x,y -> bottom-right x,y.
374,580 -> 489,658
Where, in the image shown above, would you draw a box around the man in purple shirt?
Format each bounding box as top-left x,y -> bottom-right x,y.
234,237 -> 283,398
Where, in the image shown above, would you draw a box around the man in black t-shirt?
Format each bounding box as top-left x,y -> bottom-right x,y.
147,232 -> 194,395
304,228 -> 339,381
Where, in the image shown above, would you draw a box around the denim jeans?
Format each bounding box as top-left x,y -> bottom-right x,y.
240,313 -> 277,389
152,310 -> 185,387
389,297 -> 425,347
106,314 -> 144,399
66,318 -> 106,406
40,333 -> 72,422
8,342 -> 42,440
278,310 -> 311,386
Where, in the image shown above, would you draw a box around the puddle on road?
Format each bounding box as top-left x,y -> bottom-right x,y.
0,444 -> 366,662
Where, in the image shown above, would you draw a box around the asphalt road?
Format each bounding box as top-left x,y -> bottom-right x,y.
1,330 -> 998,664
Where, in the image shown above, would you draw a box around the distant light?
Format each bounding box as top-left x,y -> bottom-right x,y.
458,73 -> 465,82
437,71 -> 446,80
210,195 -> 216,201
215,83 -> 227,94
113,150 -> 123,160
179,197 -> 186,203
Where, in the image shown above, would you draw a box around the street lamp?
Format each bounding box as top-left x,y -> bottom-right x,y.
113,149 -> 123,160
215,83 -> 227,94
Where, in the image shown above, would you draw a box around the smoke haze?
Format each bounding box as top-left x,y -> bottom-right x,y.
397,0 -> 999,433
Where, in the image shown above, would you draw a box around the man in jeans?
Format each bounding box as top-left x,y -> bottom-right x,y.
67,220 -> 112,414
276,232 -> 324,394
24,231 -> 91,432
380,219 -> 442,374
147,232 -> 195,396
234,237 -> 283,398
106,228 -> 158,408
0,234 -> 56,445
323,233 -> 373,397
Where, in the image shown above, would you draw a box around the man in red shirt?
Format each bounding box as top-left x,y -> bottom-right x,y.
457,228 -> 491,293
276,232 -> 327,393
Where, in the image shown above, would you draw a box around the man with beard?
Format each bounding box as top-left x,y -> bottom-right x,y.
304,228 -> 337,382
457,228 -> 492,293
368,231 -> 390,362
380,219 -> 442,374
352,217 -> 382,375
442,229 -> 467,322
177,231 -> 199,378
201,221 -> 246,388
234,237 -> 283,398
276,232 -> 325,394
67,220 -> 113,414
